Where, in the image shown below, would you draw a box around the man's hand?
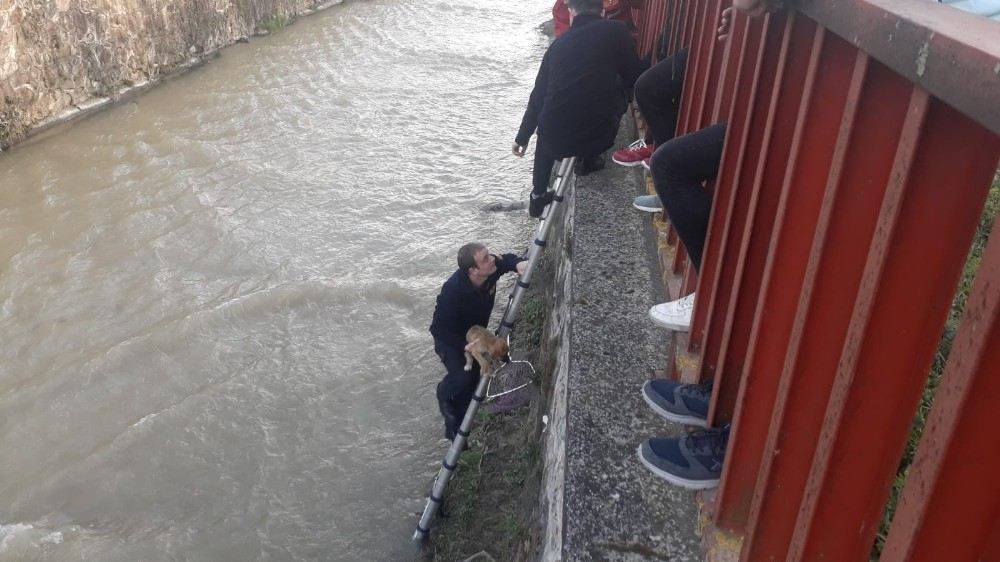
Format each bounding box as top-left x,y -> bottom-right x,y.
516,260 -> 528,275
718,0 -> 781,42
464,338 -> 479,352
512,143 -> 527,158
717,6 -> 735,42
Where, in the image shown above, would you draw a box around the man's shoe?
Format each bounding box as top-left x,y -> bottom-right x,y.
633,194 -> 663,213
641,157 -> 651,171
529,191 -> 554,218
641,379 -> 711,427
649,292 -> 696,331
637,425 -> 730,490
612,139 -> 655,167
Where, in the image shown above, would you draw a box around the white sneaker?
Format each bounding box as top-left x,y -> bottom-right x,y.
649,292 -> 696,331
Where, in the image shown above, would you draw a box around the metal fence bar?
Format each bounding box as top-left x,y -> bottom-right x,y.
694,1 -> 725,129
707,9 -> 795,427
712,11 -> 816,529
666,0 -> 683,56
881,218 -> 1000,561
699,11 -> 783,408
795,0 -> 1000,135
689,13 -> 760,350
788,92 -> 1000,562
734,28 -> 857,559
737,54 -> 911,559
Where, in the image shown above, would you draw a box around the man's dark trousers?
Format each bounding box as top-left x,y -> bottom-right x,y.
634,48 -> 688,146
649,121 -> 727,272
435,346 -> 481,440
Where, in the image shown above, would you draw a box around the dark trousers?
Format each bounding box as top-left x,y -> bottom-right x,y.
634,48 -> 688,146
532,139 -> 559,196
435,346 -> 481,440
649,121 -> 727,272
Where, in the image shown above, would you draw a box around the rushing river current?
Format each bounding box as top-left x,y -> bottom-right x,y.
0,0 -> 553,559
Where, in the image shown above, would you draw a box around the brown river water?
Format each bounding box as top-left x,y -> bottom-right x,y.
0,0 -> 551,559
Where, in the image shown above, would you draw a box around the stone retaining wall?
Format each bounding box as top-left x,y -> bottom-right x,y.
0,0 -> 341,150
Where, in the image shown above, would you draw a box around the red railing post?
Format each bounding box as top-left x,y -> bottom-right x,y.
786,92 -> 1000,562
881,217 -> 1000,562
732,27 -> 860,559
698,10 -> 786,409
736,52 -> 914,560
711,11 -> 818,529
688,13 -> 762,351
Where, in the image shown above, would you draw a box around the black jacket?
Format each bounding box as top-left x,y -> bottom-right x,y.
430,253 -> 524,353
515,13 -> 646,159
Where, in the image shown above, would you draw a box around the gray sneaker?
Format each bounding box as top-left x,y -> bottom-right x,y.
641,379 -> 711,427
633,194 -> 663,212
637,425 -> 730,490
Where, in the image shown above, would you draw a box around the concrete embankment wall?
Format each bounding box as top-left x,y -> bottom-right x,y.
0,0 -> 341,150
536,121 -> 703,560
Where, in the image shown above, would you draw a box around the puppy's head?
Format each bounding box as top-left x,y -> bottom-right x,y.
487,336 -> 509,360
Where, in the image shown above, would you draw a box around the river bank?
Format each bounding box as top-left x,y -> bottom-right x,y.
424,257 -> 554,562
0,0 -> 344,151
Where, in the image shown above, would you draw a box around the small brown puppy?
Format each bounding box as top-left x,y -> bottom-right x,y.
464,325 -> 508,376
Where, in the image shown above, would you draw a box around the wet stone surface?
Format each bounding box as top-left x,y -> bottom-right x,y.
562,122 -> 701,561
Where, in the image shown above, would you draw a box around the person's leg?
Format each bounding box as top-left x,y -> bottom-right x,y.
649,121 -> 726,272
634,48 -> 688,146
436,347 -> 481,440
531,139 -> 558,196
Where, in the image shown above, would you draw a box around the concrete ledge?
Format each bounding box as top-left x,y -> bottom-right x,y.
539,120 -> 703,560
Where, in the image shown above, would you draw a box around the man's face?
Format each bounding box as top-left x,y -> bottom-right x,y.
472,249 -> 497,277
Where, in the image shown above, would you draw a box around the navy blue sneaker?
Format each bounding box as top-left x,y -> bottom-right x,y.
641,379 -> 711,427
637,425 -> 730,490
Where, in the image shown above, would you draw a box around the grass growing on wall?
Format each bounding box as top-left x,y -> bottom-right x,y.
256,14 -> 290,34
872,174 -> 1000,559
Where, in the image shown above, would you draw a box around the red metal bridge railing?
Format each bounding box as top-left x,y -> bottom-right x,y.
628,0 -> 1000,559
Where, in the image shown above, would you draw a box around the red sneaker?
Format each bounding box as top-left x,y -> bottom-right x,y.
612,139 -> 655,167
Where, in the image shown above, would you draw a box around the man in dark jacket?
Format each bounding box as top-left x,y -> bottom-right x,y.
513,0 -> 646,217
430,243 -> 527,441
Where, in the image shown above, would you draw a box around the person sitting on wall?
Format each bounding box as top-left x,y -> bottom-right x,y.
430,243 -> 527,443
514,0 -> 647,218
635,0 -> 783,491
611,45 -> 689,215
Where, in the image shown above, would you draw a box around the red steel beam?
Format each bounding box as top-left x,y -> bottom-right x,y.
641,0 -> 669,59
736,53 -> 912,560
666,0 -> 683,56
672,241 -> 688,275
712,12 -> 818,529
676,0 -> 705,137
711,3 -> 743,124
738,28 -> 859,561
705,8 -> 794,424
787,92 -> 1000,562
680,0 -> 711,134
676,0 -> 691,54
696,2 -> 726,129
880,219 -> 1000,562
796,0 -> 1000,136
689,13 -> 761,350
700,10 -> 787,409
